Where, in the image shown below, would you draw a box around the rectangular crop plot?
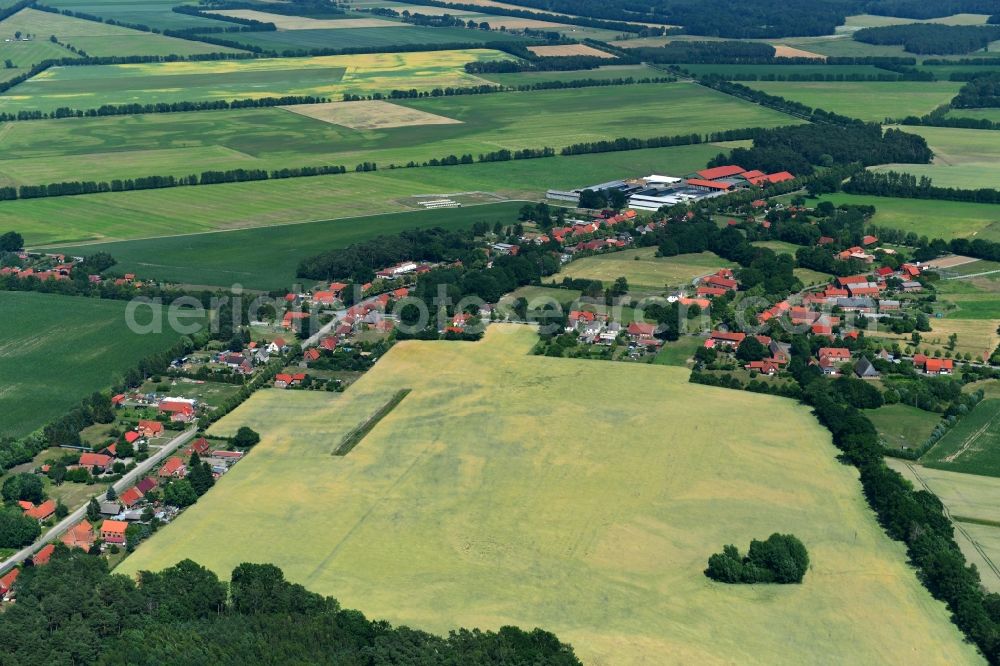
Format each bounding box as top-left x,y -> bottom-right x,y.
44,0 -> 235,31
280,100 -> 462,129
0,291 -> 191,439
0,7 -> 241,56
117,325 -> 979,665
527,44 -> 615,58
0,49 -> 509,113
745,81 -> 963,122
206,10 -> 406,30
923,399 -> 1000,477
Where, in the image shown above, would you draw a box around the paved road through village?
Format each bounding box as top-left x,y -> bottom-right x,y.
0,427 -> 198,575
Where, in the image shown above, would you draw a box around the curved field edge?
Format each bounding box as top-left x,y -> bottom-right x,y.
118,325 -> 980,665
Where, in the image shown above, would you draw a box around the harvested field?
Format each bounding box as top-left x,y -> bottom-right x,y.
207,10 -> 406,30
772,44 -> 826,59
119,325 -> 980,665
280,99 -> 462,129
527,43 -> 615,58
929,254 -> 981,270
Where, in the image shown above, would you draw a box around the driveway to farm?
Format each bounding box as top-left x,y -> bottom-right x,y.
0,427 -> 198,575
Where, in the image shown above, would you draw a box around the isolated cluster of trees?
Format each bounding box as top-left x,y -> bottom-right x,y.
0,553 -> 581,664
854,24 -> 1000,55
705,534 -> 809,584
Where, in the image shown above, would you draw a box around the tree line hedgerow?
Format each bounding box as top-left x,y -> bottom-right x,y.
0,553 -> 582,664
853,23 -> 1000,55
844,170 -> 1000,208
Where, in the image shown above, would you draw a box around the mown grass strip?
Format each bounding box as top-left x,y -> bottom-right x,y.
333,389 -> 411,456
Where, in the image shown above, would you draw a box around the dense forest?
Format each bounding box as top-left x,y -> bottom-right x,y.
853,24 -> 1000,55
0,551 -> 580,665
952,72 -> 1000,107
706,124 -> 932,176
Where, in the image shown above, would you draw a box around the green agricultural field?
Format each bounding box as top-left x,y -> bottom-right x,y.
922,399 -> 1000,477
0,36 -> 77,71
865,403 -> 941,452
0,82 -> 798,187
676,63 -> 888,78
936,275 -> 1000,320
481,63 -> 665,86
0,291 -> 190,439
0,8 -> 242,57
872,126 -> 1000,189
551,248 -> 736,291
838,13 -> 991,31
10,143 -> 722,246
0,49 -> 510,113
794,267 -> 833,286
812,192 -> 1000,242
214,24 -> 530,53
117,325 -> 979,665
888,459 -> 1000,593
948,108 -> 1000,123
44,0 -> 234,31
652,335 -> 703,366
751,240 -> 801,255
745,81 -> 963,122
51,202 -> 527,290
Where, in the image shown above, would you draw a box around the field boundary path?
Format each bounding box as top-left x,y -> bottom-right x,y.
901,460 -> 1000,582
0,427 -> 198,575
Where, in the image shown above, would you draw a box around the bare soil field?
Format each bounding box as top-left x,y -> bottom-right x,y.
527,44 -> 616,58
279,100 -> 463,129
772,44 -> 826,60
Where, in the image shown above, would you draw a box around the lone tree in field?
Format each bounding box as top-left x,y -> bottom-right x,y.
705,533 -> 809,584
232,426 -> 260,449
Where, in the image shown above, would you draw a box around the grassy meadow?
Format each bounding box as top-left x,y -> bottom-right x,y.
117,325 -> 979,665
936,275 -> 1000,320
865,403 -> 941,452
0,82 -> 797,187
812,193 -> 1000,242
0,291 -> 190,439
14,143 -> 721,246
745,81 -> 963,122
551,248 -> 736,291
0,8 -> 243,57
44,0 -> 234,31
0,49 -> 510,113
873,125 -> 1000,190
51,202 -> 527,290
